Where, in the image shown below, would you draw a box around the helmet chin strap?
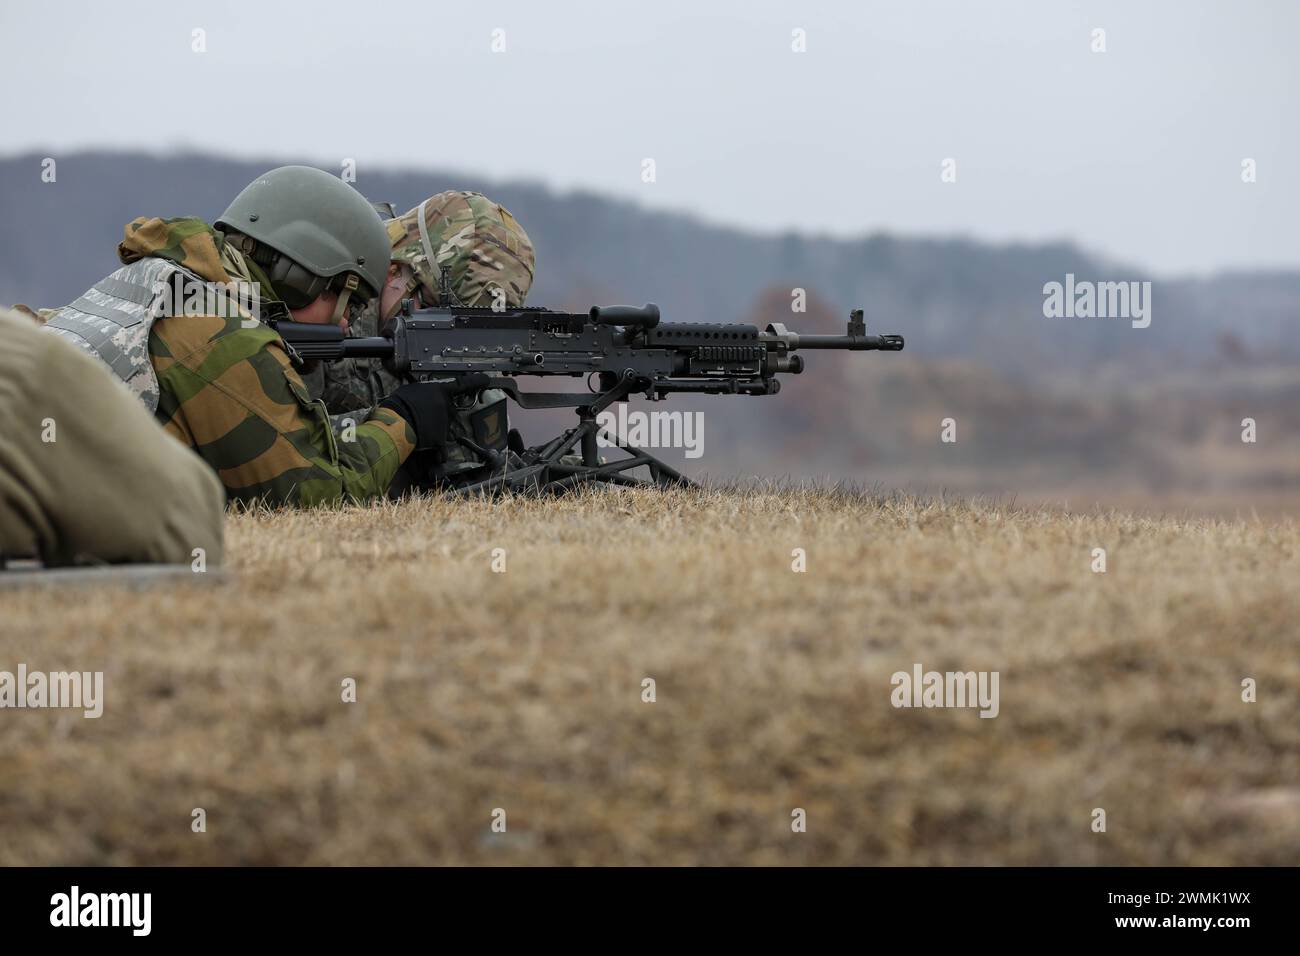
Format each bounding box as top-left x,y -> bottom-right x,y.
415,198 -> 441,287
329,273 -> 359,324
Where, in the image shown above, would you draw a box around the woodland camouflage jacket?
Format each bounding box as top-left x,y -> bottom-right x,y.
104,217 -> 414,506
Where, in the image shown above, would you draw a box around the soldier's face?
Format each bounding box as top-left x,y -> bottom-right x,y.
289,292 -> 349,333
379,263 -> 414,325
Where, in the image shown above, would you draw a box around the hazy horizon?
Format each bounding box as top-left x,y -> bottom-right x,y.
2,0 -> 1296,277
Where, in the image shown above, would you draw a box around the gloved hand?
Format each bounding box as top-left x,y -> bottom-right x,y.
378,375 -> 490,451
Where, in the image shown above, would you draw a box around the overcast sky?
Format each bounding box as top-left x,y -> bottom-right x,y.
1,0 -> 1295,276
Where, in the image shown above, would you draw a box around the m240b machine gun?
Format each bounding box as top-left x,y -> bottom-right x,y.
277,302 -> 903,494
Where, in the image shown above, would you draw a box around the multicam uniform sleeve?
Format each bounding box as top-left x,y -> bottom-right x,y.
301,300 -> 411,415
300,355 -> 411,433
317,358 -> 405,413
150,315 -> 415,507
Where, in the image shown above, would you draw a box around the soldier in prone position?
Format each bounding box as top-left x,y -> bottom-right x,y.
38,166 -> 470,507
302,191 -> 536,484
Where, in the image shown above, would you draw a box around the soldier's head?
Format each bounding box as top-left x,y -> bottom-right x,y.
215,166 -> 390,332
376,191 -> 535,325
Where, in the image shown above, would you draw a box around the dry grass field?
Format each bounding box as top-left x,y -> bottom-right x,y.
1,486 -> 1297,865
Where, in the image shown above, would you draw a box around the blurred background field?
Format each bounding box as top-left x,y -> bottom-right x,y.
2,150 -> 1297,517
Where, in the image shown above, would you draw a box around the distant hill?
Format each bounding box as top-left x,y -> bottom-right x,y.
3,151 -> 1297,381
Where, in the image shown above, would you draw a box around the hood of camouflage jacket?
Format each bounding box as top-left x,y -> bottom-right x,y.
117,217 -> 280,302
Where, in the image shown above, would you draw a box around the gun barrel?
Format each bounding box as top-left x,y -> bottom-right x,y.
794,333 -> 905,351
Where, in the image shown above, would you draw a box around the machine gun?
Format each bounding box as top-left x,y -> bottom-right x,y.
276,302 -> 903,494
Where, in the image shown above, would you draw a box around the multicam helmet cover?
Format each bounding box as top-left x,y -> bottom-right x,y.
387,191 -> 535,310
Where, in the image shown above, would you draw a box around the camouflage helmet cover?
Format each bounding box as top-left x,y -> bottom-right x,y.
388,191 -> 535,308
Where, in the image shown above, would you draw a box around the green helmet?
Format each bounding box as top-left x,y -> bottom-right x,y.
215,166 -> 389,308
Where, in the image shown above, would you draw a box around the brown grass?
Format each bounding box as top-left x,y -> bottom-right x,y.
1,485 -> 1297,865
